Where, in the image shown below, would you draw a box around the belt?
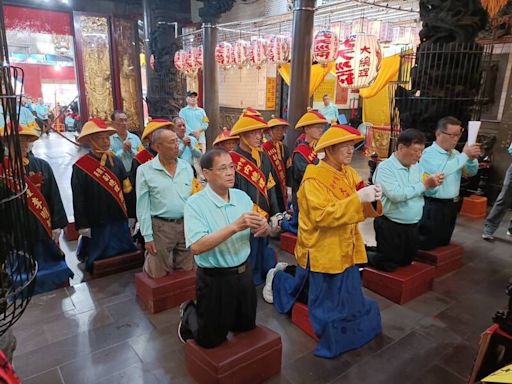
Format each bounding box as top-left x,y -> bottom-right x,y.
154,216 -> 183,223
198,262 -> 247,276
425,196 -> 458,203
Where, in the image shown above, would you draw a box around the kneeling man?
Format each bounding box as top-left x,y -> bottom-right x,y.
368,129 -> 443,271
179,148 -> 269,348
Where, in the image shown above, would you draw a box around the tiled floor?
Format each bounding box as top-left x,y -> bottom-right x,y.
12,133 -> 512,383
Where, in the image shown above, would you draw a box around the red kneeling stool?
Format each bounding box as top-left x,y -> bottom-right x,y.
185,325 -> 282,384
91,251 -> 144,278
280,232 -> 297,255
135,270 -> 196,313
460,195 -> 487,219
416,243 -> 464,278
291,302 -> 319,341
363,262 -> 435,304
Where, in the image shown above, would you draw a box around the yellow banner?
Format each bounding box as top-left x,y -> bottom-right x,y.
313,78 -> 336,102
266,77 -> 276,109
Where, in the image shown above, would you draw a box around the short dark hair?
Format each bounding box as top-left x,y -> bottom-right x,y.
397,128 -> 426,147
436,116 -> 461,132
200,148 -> 229,170
111,110 -> 125,121
323,94 -> 329,98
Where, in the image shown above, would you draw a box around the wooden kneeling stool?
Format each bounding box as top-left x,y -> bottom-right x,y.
185,325 -> 282,384
460,195 -> 487,219
91,250 -> 144,278
135,270 -> 196,314
416,243 -> 464,278
362,262 -> 435,305
291,302 -> 318,341
280,232 -> 297,255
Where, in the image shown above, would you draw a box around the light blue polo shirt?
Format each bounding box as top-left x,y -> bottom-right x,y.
373,153 -> 426,224
420,142 -> 478,199
110,131 -> 143,172
318,103 -> 338,124
178,135 -> 202,165
179,105 -> 209,145
136,156 -> 193,242
184,185 -> 253,268
35,104 -> 48,120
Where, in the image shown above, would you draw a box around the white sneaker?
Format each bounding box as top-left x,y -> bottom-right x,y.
507,230 -> 511,237
262,268 -> 277,304
482,233 -> 494,241
275,262 -> 288,272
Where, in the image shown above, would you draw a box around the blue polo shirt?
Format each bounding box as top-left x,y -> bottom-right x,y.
420,142 -> 478,199
110,132 -> 143,172
318,103 -> 338,124
178,135 -> 202,165
179,105 -> 209,145
35,104 -> 49,120
184,185 -> 253,268
373,153 -> 426,224
136,156 -> 193,242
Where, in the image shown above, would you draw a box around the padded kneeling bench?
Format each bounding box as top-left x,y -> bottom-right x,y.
362,262 -> 435,305
135,270 -> 196,313
185,325 -> 282,384
291,302 -> 318,341
416,243 -> 464,278
63,221 -> 79,241
92,250 -> 144,278
460,195 -> 487,219
280,232 -> 297,255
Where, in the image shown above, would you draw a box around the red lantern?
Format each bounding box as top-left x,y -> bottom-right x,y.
184,49 -> 199,77
313,30 -> 338,65
233,40 -> 250,68
193,46 -> 203,70
267,35 -> 291,65
249,38 -> 267,69
215,41 -> 233,68
174,50 -> 187,72
335,34 -> 382,89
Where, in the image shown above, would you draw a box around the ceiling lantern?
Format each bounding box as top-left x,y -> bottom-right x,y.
215,41 -> 233,68
267,35 -> 291,66
193,46 -> 203,70
233,39 -> 250,68
313,30 -> 338,66
335,34 -> 382,89
174,49 -> 187,72
184,49 -> 199,77
249,38 -> 267,69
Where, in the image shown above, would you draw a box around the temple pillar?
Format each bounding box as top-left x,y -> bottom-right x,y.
202,23 -> 219,149
286,0 -> 315,149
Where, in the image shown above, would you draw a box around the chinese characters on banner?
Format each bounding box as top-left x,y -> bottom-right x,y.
313,30 -> 338,65
335,34 -> 382,89
266,77 -> 276,109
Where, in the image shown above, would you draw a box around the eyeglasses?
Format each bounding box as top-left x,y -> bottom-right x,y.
440,130 -> 463,138
208,164 -> 235,174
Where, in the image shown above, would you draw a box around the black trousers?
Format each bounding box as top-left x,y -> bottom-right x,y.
368,215 -> 418,272
181,262 -> 257,348
418,197 -> 458,250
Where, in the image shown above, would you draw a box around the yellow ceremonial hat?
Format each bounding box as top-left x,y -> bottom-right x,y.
267,116 -> 290,129
141,118 -> 175,141
295,109 -> 328,129
231,111 -> 268,135
213,127 -> 240,146
77,118 -> 116,143
315,124 -> 364,153
242,107 -> 262,117
18,123 -> 40,142
0,123 -> 40,141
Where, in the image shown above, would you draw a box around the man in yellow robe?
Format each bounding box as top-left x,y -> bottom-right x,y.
263,124 -> 383,358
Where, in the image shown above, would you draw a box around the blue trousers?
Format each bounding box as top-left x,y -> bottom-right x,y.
32,239 -> 74,294
248,235 -> 276,286
273,265 -> 382,358
77,219 -> 136,272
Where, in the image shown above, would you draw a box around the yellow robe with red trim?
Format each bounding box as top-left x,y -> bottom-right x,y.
295,160 -> 382,274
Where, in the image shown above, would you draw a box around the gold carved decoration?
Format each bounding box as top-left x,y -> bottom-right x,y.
79,15 -> 113,121
114,18 -> 142,131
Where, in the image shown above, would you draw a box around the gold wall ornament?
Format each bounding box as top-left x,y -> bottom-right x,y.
113,18 -> 142,132
78,15 -> 114,121
481,0 -> 509,17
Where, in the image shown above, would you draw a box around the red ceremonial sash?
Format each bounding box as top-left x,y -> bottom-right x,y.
230,151 -> 269,204
25,175 -> 53,238
262,141 -> 287,207
294,143 -> 318,164
75,155 -> 128,217
134,149 -> 154,164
